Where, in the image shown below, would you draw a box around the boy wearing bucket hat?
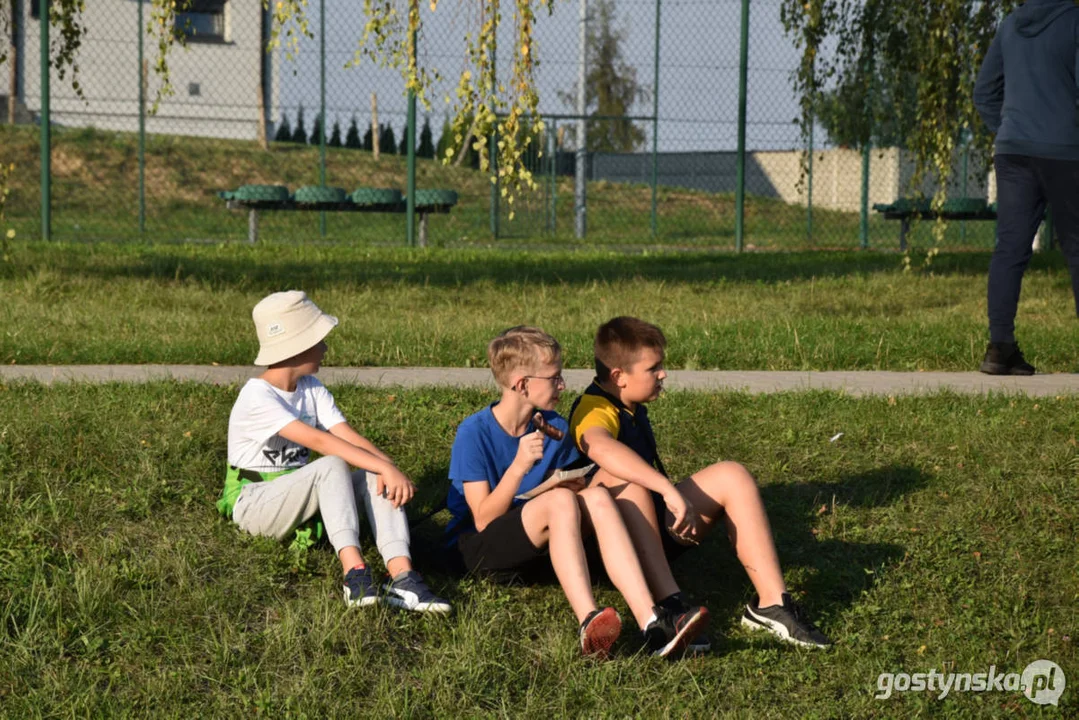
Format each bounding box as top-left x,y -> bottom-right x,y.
217,290 -> 450,613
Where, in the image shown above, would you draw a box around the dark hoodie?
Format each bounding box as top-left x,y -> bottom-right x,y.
974,0 -> 1079,160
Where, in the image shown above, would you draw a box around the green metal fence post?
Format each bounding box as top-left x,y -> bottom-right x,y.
734,0 -> 750,253
489,44 -> 498,240
650,0 -> 661,239
319,0 -> 327,237
807,119 -> 814,243
859,52 -> 873,250
138,0 -> 146,236
39,0 -> 50,240
406,18 -> 418,247
960,128 -> 970,245
548,121 -> 556,232
860,141 -> 870,249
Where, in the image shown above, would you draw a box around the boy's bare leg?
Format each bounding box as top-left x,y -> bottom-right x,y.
592,469 -> 680,601
339,547 -> 364,574
384,556 -> 412,577
575,486 -> 656,629
676,461 -> 786,607
519,487 -> 597,623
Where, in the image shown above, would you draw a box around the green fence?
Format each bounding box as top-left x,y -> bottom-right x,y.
0,0 -> 1000,250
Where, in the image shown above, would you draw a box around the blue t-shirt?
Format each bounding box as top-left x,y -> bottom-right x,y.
445,404 -> 581,544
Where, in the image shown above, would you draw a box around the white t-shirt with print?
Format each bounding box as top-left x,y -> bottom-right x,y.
227,376 -> 348,473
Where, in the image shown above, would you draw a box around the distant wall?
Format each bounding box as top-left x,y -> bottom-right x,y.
588,147 -> 993,212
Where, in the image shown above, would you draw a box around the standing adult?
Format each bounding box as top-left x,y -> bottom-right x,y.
973,0 -> 1079,375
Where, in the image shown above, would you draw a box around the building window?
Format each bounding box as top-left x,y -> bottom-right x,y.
175,0 -> 228,43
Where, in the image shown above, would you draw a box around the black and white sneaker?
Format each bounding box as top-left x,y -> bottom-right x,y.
741,593 -> 832,648
658,592 -> 712,654
643,604 -> 710,658
343,566 -> 379,608
381,570 -> 452,614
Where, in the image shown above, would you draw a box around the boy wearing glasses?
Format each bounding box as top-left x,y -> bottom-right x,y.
446,326 -> 709,659
568,316 -> 832,650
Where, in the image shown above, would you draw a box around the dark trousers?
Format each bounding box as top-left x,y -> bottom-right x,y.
988,154 -> 1079,343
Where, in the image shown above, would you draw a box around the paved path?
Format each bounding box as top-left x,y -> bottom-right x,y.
3,365 -> 1078,396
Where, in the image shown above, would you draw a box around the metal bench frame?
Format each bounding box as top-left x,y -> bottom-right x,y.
224,199 -> 455,245
877,209 -> 997,251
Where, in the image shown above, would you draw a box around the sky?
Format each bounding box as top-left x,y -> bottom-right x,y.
277,0 -> 817,153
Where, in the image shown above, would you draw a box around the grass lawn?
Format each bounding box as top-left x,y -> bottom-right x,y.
0,124 -> 996,251
0,382 -> 1075,716
3,241 -> 1078,372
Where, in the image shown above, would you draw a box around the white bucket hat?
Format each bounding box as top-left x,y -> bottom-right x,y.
252,290 -> 338,366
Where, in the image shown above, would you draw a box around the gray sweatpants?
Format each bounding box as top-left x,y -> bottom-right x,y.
231,455 -> 411,562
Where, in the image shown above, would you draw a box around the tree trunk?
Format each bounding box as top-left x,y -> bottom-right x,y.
256,4 -> 268,149
370,92 -> 380,160
454,118 -> 477,167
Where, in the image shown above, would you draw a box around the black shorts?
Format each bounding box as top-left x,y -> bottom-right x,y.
455,504 -> 550,575
651,482 -> 726,562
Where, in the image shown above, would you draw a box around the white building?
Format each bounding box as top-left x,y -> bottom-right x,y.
3,0 -> 280,141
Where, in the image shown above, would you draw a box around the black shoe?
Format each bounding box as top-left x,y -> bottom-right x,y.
643,604 -> 710,658
980,342 -> 1035,375
741,593 -> 832,649
658,592 -> 712,654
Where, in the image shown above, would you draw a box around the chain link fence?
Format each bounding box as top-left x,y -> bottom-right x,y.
0,0 -> 1003,249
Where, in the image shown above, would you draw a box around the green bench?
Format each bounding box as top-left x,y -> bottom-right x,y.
873,198 -> 996,250
218,185 -> 459,245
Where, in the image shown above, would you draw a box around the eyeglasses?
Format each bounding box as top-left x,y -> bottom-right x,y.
524,373 -> 566,386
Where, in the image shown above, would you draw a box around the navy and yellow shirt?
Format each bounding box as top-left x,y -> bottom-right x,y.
567,381 -> 667,476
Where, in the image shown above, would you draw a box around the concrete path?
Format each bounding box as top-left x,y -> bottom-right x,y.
3,365 -> 1078,396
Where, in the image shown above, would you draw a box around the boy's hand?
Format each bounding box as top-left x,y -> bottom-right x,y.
663,490 -> 702,544
376,466 -> 417,508
512,430 -> 545,473
560,477 -> 588,493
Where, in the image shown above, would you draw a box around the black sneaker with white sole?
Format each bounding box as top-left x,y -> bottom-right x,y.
343,566 -> 380,608
741,593 -> 831,648
643,604 -> 710,658
381,570 -> 452,614
658,592 -> 712,654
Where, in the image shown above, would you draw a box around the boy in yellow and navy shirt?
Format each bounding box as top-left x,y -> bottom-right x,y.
569,316 -> 832,650
446,326 -> 709,659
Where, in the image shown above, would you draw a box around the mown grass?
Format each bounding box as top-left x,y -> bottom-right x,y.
0,382 -> 1075,717
3,240 -> 1078,371
0,123 -> 995,250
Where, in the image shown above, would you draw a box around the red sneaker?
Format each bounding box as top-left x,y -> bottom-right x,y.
579,606 -> 622,659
